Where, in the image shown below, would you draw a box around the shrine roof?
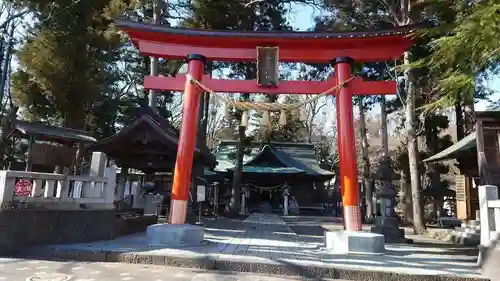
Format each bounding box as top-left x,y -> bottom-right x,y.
240,166 -> 305,174
116,19 -> 420,41
423,132 -> 476,163
88,107 -> 216,172
214,141 -> 333,178
9,120 -> 96,144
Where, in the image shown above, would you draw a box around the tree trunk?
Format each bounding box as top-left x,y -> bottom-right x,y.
229,125 -> 245,216
401,175 -> 414,223
148,0 -> 162,111
404,51 -> 426,234
358,98 -> 373,221
0,23 -> 14,107
455,98 -> 464,141
380,96 -> 389,156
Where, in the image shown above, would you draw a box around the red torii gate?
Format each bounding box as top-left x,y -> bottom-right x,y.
116,20 -> 416,231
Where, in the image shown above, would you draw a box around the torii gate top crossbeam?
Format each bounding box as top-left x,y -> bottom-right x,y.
115,19 -> 417,63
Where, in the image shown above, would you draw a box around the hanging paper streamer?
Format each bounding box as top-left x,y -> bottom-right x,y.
279,110 -> 287,126
260,110 -> 270,127
299,108 -> 307,122
241,110 -> 249,127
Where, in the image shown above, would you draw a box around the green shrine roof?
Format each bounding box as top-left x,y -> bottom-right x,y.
239,166 -> 305,174
423,132 -> 476,163
214,141 -> 334,178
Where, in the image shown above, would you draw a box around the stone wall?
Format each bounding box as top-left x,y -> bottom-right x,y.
0,209 -> 116,256
114,214 -> 158,237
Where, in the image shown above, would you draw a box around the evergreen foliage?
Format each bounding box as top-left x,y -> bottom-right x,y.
422,0 -> 500,108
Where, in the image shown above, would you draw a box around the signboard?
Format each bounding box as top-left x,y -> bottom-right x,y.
14,179 -> 33,197
30,143 -> 76,166
197,185 -> 206,202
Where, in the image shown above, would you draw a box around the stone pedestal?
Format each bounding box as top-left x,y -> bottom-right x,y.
370,216 -> 407,243
146,224 -> 204,247
324,231 -> 385,254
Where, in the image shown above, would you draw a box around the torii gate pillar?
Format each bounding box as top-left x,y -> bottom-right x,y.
169,54 -> 206,224
334,57 -> 361,231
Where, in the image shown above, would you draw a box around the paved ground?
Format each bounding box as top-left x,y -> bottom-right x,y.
0,258 -> 324,281
26,214 -> 484,280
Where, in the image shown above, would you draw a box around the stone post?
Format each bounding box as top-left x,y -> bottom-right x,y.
370,155 -> 407,243
283,186 -> 289,216
133,176 -> 145,209
87,152 -> 107,198
115,167 -> 129,201
0,171 -> 15,205
479,185 -> 499,246
90,152 -> 106,177
103,166 -> 117,209
240,185 -> 246,214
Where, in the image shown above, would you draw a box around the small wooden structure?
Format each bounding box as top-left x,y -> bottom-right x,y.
423,111 -> 500,221
423,133 -> 477,220
7,120 -> 96,172
87,107 -> 216,173
475,111 -> 500,189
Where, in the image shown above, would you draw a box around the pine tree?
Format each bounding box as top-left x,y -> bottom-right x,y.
11,0 -> 145,129
422,0 -> 500,108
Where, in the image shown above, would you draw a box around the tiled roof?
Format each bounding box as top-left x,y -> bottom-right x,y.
10,120 -> 96,143
214,140 -> 334,177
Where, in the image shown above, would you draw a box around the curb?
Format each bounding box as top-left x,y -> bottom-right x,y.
21,247 -> 489,281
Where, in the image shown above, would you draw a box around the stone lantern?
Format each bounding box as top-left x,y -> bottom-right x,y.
370,155 -> 408,243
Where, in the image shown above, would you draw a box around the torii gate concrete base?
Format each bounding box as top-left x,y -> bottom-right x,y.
146,224 -> 205,247
324,231 -> 386,255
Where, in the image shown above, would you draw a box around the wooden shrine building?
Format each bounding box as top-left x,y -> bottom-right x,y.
423,111 -> 500,221
423,132 -> 477,220
87,107 -> 217,179
213,140 -> 334,212
7,119 -> 97,172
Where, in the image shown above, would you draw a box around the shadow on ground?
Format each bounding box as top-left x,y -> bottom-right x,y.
15,214 -> 486,281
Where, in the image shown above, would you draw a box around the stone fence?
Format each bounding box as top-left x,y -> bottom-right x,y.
0,166 -> 120,255
0,168 -> 115,210
479,185 -> 500,247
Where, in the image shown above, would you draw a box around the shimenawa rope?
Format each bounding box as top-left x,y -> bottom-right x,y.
184,74 -> 357,126
185,74 -> 357,112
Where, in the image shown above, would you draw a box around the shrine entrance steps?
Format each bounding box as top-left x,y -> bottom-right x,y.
23,214 -> 483,281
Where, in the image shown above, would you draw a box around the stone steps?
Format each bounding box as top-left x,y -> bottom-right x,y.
426,220 -> 481,246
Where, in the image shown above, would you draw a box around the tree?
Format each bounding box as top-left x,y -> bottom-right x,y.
296,65 -> 329,143
422,0 -> 499,109
357,97 -> 374,221
11,0 -> 145,129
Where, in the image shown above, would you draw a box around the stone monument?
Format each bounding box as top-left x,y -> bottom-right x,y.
144,193 -> 164,215
370,155 -> 408,243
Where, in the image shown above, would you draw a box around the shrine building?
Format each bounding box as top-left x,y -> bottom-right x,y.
213,140 -> 334,213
